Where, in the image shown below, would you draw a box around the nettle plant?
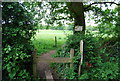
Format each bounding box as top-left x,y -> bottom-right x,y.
51,31 -> 119,80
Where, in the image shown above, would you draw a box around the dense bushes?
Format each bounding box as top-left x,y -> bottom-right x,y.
51,31 -> 119,80
2,2 -> 37,80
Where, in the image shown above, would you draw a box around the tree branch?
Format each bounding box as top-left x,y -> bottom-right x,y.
84,2 -> 120,11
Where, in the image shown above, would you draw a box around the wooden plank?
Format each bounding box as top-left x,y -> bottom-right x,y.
37,57 -> 72,63
45,70 -> 54,81
70,48 -> 74,59
70,48 -> 74,68
33,49 -> 37,78
78,40 -> 84,76
80,40 -> 83,64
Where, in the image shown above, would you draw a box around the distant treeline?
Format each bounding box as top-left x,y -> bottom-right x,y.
37,25 -> 73,30
37,24 -> 100,31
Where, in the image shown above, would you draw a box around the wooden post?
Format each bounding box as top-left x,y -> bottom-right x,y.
80,40 -> 83,64
70,48 -> 74,68
55,36 -> 57,47
78,40 -> 83,76
33,49 -> 37,78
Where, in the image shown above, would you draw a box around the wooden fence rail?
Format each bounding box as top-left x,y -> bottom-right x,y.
33,40 -> 83,78
37,57 -> 72,63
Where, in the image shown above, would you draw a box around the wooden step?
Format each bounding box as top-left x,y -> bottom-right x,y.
45,70 -> 54,81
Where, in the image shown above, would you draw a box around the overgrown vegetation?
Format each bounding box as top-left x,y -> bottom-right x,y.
50,6 -> 119,80
51,30 -> 119,80
2,2 -> 119,81
2,2 -> 37,80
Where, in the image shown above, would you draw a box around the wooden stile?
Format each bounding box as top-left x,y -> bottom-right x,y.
33,48 -> 75,78
32,40 -> 84,78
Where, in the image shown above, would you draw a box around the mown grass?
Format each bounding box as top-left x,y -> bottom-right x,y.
31,30 -> 73,55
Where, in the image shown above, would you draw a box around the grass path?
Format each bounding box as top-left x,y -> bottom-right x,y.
32,30 -> 73,55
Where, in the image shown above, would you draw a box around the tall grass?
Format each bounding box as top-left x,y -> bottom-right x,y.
31,30 -> 73,55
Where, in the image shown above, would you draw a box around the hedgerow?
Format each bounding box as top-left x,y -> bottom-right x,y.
2,2 -> 37,80
51,31 -> 119,80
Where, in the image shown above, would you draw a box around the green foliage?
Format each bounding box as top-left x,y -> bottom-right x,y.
50,63 -> 76,79
90,5 -> 119,39
116,5 -> 120,38
51,32 -> 98,79
51,31 -> 119,80
64,67 -> 76,79
2,2 -> 37,80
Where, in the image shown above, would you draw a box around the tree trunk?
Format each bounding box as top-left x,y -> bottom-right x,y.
67,2 -> 85,34
67,2 -> 85,78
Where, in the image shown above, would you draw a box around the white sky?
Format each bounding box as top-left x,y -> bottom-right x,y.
85,4 -> 117,26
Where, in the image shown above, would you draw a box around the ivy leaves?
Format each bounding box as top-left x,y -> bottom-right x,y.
2,2 -> 37,80
51,31 -> 119,80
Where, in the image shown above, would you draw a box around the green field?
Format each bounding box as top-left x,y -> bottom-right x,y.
31,30 -> 73,55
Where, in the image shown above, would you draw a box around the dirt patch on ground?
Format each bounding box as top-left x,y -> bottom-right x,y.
37,50 -> 59,79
